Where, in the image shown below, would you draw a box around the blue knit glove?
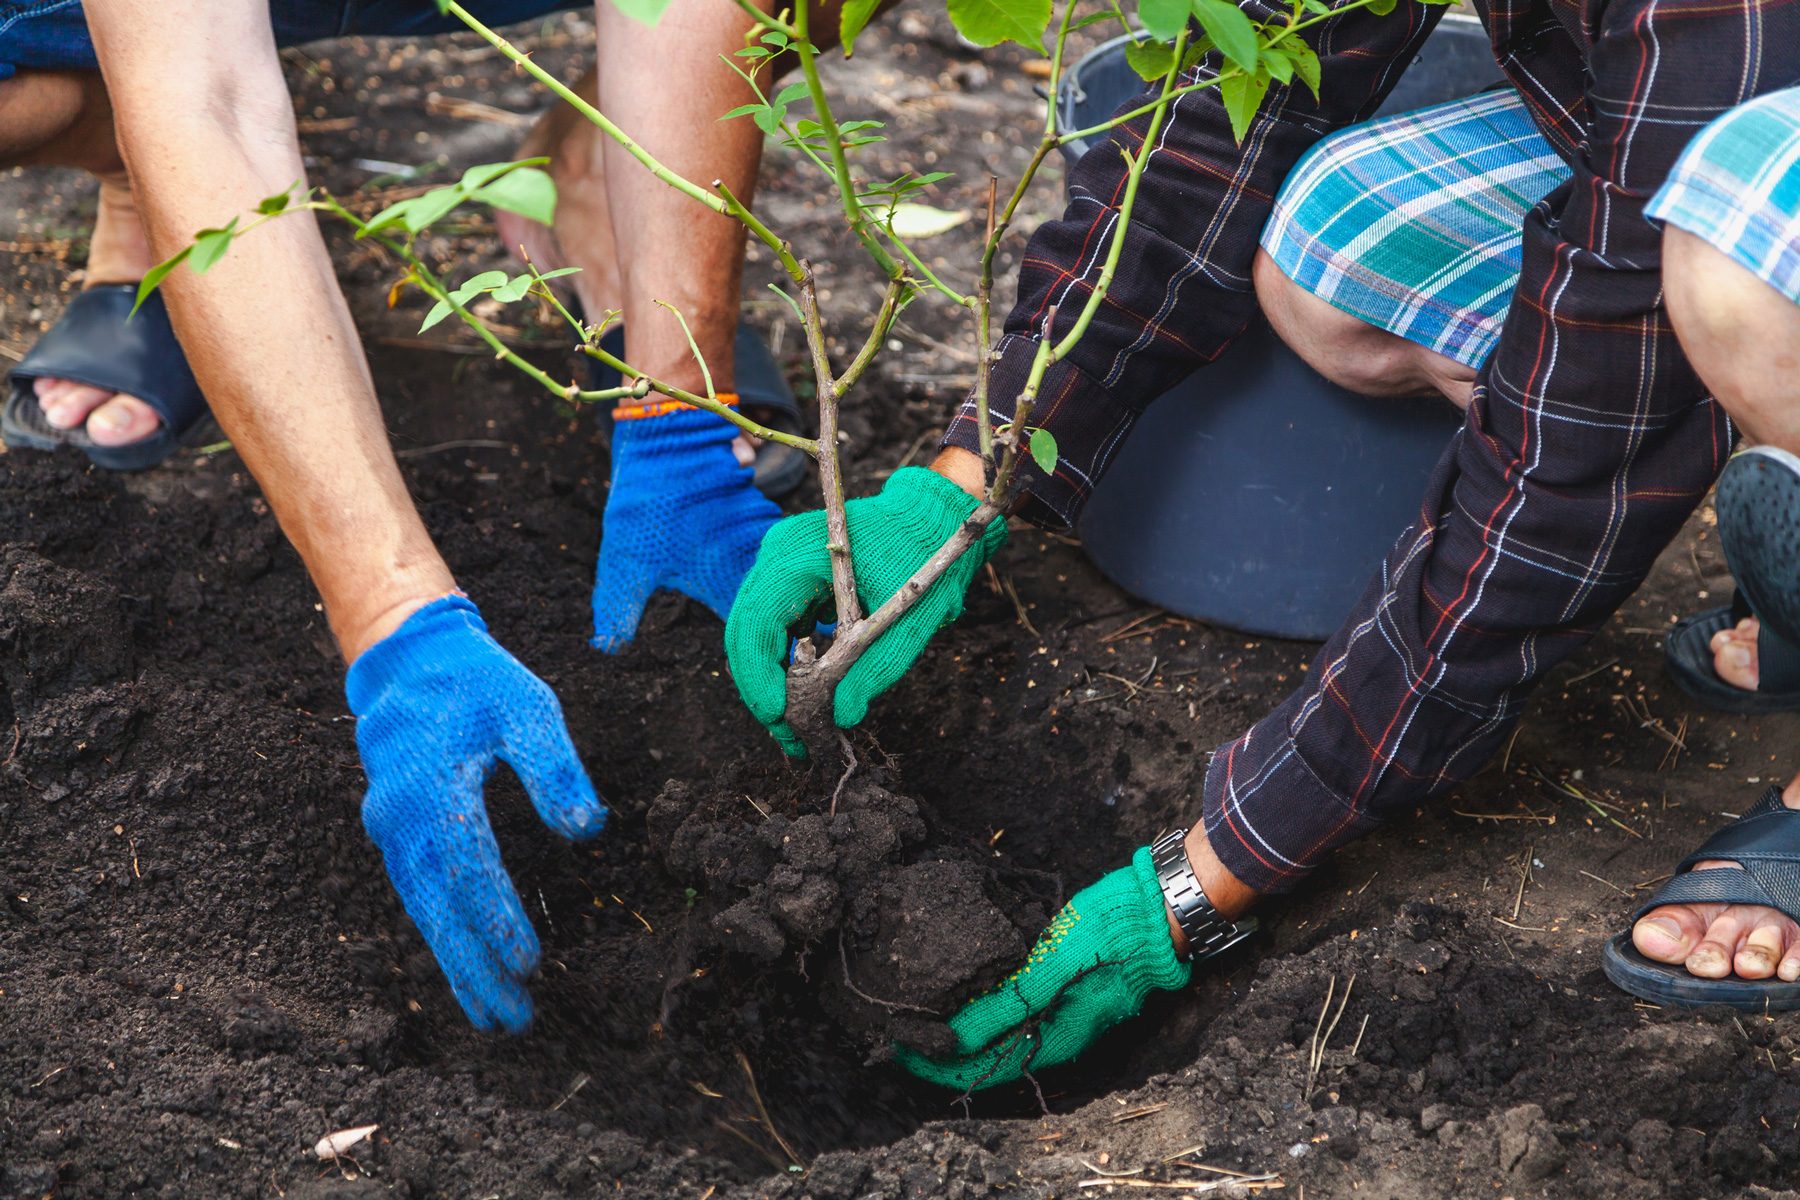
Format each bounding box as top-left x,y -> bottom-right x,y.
592,406 -> 783,652
347,595 -> 607,1033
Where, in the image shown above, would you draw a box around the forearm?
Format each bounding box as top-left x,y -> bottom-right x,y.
90,21 -> 452,659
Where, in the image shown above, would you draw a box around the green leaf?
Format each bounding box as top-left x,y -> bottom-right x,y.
470,166 -> 557,227
945,0 -> 1052,48
888,202 -> 971,238
1029,427 -> 1059,475
771,81 -> 812,110
256,186 -> 293,216
1072,9 -> 1129,30
536,267 -> 582,281
1190,0 -> 1259,72
840,0 -> 882,53
492,273 -> 536,303
1181,34 -> 1215,69
1219,69 -> 1270,142
1137,0 -> 1191,40
131,246 -> 191,317
189,217 -> 240,275
380,183 -> 467,233
1124,36 -> 1177,80
1260,43 -> 1294,83
449,270 -> 509,303
1367,0 -> 1396,13
721,102 -> 765,122
607,0 -> 675,24
1301,0 -> 1330,11
734,44 -> 771,58
360,195 -> 417,235
760,29 -> 791,47
1288,42 -> 1321,99
434,0 -> 450,12
419,299 -> 454,332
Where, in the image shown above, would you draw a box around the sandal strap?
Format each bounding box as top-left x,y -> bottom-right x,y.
7,285 -> 207,434
1633,787 -> 1800,921
1758,614 -> 1800,693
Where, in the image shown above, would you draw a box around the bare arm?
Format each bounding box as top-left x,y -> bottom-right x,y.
83,0 -> 453,660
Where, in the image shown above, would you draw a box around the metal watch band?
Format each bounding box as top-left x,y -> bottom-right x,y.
1151,827 -> 1252,963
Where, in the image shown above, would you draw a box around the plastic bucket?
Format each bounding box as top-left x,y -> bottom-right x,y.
1065,17 -> 1503,640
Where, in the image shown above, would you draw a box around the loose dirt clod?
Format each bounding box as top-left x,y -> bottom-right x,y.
647,762 -> 1054,1057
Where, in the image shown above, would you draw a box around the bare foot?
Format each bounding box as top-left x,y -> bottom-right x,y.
1631,774 -> 1800,981
1711,616 -> 1762,691
35,172 -> 163,447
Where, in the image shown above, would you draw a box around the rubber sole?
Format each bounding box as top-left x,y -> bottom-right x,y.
1602,932 -> 1800,1011
1,385 -> 208,472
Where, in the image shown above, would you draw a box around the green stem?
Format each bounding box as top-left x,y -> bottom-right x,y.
654,299 -> 716,400
725,0 -> 796,38
837,275 -> 909,398
1020,29 -> 1188,403
321,195 -> 816,451
885,227 -> 968,305
791,0 -> 900,278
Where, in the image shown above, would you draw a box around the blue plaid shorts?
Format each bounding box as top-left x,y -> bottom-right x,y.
0,0 -> 582,82
1260,87 -> 1571,370
1649,86 -> 1800,305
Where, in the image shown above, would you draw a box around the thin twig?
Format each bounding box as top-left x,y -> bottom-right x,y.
734,1049 -> 804,1170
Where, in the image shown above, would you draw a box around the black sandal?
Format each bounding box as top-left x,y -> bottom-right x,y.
2,285 -> 213,471
1665,592 -> 1800,714
1663,446 -> 1800,714
1603,786 -> 1800,1010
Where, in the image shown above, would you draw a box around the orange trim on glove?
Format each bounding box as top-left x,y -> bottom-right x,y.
612,392 -> 740,421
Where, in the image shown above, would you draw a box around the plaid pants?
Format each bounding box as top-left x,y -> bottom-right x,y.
942,0 -> 1800,894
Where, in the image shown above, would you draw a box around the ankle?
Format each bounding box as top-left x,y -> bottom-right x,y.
84,172 -> 155,286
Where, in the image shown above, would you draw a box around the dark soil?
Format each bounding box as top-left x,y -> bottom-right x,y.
648,761 -> 1054,1058
3,10 -> 1799,1200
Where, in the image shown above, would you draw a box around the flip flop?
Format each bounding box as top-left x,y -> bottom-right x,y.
587,322 -> 809,500
1664,591 -> 1800,714
1603,786 -> 1800,1010
2,285 -> 212,471
1716,445 -> 1800,651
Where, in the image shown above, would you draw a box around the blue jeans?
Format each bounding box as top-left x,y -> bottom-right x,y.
0,0 -> 584,81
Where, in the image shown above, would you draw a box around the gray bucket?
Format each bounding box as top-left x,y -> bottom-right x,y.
1066,17 -> 1502,640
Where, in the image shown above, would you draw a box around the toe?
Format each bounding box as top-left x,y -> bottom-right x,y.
1688,909 -> 1757,979
1711,622 -> 1760,691
35,379 -> 114,430
85,394 -> 162,446
1632,904 -> 1708,963
1733,915 -> 1793,980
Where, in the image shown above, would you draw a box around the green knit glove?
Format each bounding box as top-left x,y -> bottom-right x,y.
724,466 -> 1007,757
895,847 -> 1191,1092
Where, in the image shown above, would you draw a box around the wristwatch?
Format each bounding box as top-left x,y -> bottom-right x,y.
1151,828 -> 1255,963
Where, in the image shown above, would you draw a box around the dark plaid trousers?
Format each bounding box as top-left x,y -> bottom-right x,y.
941,0 -> 1800,893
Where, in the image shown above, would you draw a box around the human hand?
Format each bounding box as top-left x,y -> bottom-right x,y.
723,465 -> 1007,756
895,847 -> 1189,1091
591,404 -> 782,652
348,595 -> 607,1031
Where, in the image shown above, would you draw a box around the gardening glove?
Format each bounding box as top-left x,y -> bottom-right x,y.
591,403 -> 782,652
724,465 -> 1007,756
895,846 -> 1189,1092
348,594 -> 607,1033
